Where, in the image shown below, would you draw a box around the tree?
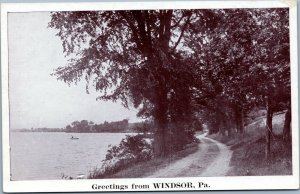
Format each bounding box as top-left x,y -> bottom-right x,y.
49,9 -> 290,158
247,9 -> 290,159
186,9 -> 258,135
49,10 -> 207,157
133,120 -> 154,134
66,124 -> 72,132
282,102 -> 291,143
79,120 -> 90,132
186,8 -> 290,158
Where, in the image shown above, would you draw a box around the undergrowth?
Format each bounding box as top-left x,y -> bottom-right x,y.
228,135 -> 292,176
209,113 -> 292,176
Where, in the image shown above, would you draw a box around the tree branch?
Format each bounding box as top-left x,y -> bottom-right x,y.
119,11 -> 143,52
171,13 -> 185,28
172,14 -> 192,52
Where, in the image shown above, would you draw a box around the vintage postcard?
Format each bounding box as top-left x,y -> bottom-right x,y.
1,0 -> 299,192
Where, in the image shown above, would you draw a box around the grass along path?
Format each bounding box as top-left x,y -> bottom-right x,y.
209,113 -> 292,176
101,132 -> 232,178
99,142 -> 200,179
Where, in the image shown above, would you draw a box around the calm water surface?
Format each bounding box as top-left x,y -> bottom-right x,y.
10,132 -> 132,180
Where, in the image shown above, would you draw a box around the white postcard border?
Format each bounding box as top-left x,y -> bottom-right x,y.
1,0 -> 299,192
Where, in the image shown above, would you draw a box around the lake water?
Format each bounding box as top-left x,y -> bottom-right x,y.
10,132 -> 133,180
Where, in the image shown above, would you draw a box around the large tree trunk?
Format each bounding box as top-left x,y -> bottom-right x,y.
235,111 -> 240,133
224,114 -> 232,137
153,119 -> 167,157
283,107 -> 291,143
216,111 -> 223,135
153,81 -> 169,157
240,109 -> 244,133
234,106 -> 244,133
265,96 -> 273,160
226,117 -> 232,137
153,104 -> 169,156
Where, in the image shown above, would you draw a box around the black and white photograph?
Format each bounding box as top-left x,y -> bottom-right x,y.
1,1 -> 299,192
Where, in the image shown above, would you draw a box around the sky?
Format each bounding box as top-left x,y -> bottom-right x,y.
8,12 -> 141,129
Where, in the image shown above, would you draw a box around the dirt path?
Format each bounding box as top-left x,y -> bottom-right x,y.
200,136 -> 233,176
147,133 -> 232,178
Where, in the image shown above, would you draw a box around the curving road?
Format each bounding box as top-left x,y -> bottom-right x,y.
147,133 -> 233,178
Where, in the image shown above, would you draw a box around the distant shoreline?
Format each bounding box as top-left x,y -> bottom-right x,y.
11,131 -> 139,133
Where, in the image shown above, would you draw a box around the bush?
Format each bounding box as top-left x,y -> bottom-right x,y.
167,122 -> 198,153
89,134 -> 153,178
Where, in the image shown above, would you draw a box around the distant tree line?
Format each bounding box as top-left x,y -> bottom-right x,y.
65,119 -> 130,133
13,128 -> 64,132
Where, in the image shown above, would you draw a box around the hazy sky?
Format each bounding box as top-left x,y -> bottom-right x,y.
8,12 -> 141,129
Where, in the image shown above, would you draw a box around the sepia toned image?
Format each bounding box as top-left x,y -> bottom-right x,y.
1,1 -> 299,192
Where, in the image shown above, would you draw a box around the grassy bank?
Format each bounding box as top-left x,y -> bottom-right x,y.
209,113 -> 292,176
90,142 -> 200,179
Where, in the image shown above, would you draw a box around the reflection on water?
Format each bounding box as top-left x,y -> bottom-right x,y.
10,132 -> 131,180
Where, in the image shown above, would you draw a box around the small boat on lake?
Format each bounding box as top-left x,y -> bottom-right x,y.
70,136 -> 79,140
76,174 -> 85,179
